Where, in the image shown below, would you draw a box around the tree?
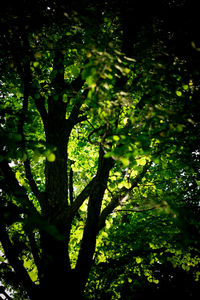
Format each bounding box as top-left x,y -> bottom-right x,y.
0,0 -> 200,299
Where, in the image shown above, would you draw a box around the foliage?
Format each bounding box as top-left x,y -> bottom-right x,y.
0,1 -> 200,299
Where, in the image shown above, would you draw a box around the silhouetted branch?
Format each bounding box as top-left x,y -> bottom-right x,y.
0,223 -> 36,296
116,205 -> 165,213
98,162 -> 152,230
0,160 -> 40,216
34,96 -> 48,130
28,232 -> 41,276
24,159 -> 41,200
75,146 -> 114,290
69,165 -> 74,206
70,177 -> 96,217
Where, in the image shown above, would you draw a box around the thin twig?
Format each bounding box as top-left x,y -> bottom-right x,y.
116,205 -> 166,213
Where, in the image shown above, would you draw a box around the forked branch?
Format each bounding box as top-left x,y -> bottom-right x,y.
70,177 -> 96,218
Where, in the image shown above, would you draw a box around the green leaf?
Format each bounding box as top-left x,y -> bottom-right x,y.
86,76 -> 95,86
137,157 -> 146,166
119,157 -> 129,166
136,257 -> 142,264
113,135 -> 120,142
47,153 -> 56,162
63,94 -> 68,103
176,90 -> 182,97
176,124 -> 184,132
33,61 -> 39,68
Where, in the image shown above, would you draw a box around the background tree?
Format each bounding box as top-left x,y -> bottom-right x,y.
0,0 -> 200,299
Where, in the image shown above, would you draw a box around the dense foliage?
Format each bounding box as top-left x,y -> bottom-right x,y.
0,1 -> 200,299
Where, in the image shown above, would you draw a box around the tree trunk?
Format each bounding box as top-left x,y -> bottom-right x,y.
75,147 -> 114,294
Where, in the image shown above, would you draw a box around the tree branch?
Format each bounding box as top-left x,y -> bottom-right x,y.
98,162 -> 152,231
75,146 -> 114,291
88,126 -> 105,145
116,206 -> 165,213
128,161 -> 152,192
96,247 -> 167,270
0,160 -> 40,216
27,232 -> 41,276
24,159 -> 41,200
67,76 -> 87,127
14,55 -> 42,204
98,194 -> 129,231
67,97 -> 84,126
17,64 -> 29,137
69,164 -> 74,206
73,115 -> 88,125
0,223 -> 36,296
70,177 -> 96,217
66,73 -> 84,93
51,49 -> 65,97
34,96 -> 48,131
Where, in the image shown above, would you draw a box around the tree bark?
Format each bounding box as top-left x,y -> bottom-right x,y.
75,146 -> 114,294
36,49 -> 74,298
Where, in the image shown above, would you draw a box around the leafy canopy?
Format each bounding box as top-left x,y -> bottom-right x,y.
0,1 -> 200,299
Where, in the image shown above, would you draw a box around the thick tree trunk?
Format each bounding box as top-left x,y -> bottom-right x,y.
31,272 -> 84,300
35,49 -> 74,298
39,120 -> 73,299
